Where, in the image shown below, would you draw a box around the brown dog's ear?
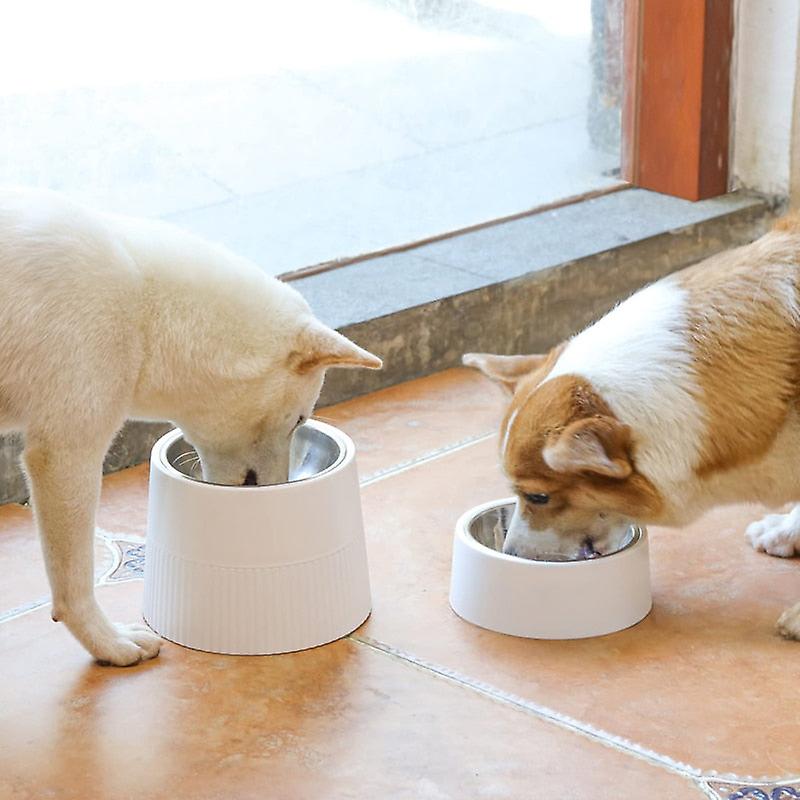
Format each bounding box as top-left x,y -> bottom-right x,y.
462,352 -> 546,394
289,322 -> 382,374
543,416 -> 632,479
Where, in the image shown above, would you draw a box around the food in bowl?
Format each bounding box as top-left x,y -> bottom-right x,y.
473,502 -> 636,561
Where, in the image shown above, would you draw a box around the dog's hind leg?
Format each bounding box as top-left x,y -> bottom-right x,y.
777,602 -> 800,640
745,505 -> 800,640
24,430 -> 162,666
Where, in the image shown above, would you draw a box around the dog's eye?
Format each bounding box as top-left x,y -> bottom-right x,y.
525,492 -> 550,505
294,415 -> 306,429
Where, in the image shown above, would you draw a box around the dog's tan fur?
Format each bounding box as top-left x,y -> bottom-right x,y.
679,231 -> 800,476
501,375 -> 663,544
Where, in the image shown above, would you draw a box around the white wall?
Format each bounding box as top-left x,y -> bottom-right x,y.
732,0 -> 800,198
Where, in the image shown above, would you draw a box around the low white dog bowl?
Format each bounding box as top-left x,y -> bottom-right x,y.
142,421 -> 371,655
450,498 -> 652,639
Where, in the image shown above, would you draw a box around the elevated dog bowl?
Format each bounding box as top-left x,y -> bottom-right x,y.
143,420 -> 371,655
450,498 -> 651,639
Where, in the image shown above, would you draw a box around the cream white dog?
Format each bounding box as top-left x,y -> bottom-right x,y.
0,187 -> 381,665
465,215 -> 800,640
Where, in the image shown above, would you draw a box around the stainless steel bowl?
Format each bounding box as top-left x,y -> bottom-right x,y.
468,501 -> 640,561
163,421 -> 345,486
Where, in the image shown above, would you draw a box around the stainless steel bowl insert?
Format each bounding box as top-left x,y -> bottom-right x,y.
163,421 -> 345,486
467,502 -> 640,561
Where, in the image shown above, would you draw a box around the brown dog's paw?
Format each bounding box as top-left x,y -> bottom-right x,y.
777,602 -> 800,640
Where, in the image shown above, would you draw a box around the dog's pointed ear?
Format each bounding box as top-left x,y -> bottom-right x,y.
289,321 -> 382,374
543,417 -> 633,479
462,352 -> 546,394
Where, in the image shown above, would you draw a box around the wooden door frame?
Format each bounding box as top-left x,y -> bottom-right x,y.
622,0 -> 734,201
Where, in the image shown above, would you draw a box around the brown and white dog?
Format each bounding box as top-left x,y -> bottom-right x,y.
464,215 -> 800,640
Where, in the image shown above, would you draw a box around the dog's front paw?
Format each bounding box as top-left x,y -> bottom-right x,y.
94,623 -> 162,666
777,602 -> 800,641
745,510 -> 800,558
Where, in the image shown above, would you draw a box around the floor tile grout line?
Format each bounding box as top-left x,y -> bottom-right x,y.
349,634 -> 702,780
698,782 -> 722,800
0,597 -> 51,624
359,431 -> 496,487
0,571 -> 148,624
350,635 -> 800,788
0,528 -> 143,624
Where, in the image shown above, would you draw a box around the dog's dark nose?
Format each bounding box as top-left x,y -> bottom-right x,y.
579,538 -> 599,559
243,469 -> 258,486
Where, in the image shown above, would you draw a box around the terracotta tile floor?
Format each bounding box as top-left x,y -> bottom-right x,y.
1,368 -> 799,800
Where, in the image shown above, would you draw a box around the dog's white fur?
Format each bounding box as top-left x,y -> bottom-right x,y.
0,187 -> 380,665
545,280 -> 706,493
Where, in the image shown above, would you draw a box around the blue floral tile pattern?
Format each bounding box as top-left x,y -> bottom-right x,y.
107,541 -> 146,582
709,782 -> 800,800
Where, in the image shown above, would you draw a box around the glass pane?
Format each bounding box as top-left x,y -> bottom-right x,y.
0,0 -> 623,276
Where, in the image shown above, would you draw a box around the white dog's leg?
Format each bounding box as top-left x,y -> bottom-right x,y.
24,435 -> 161,666
745,505 -> 800,557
